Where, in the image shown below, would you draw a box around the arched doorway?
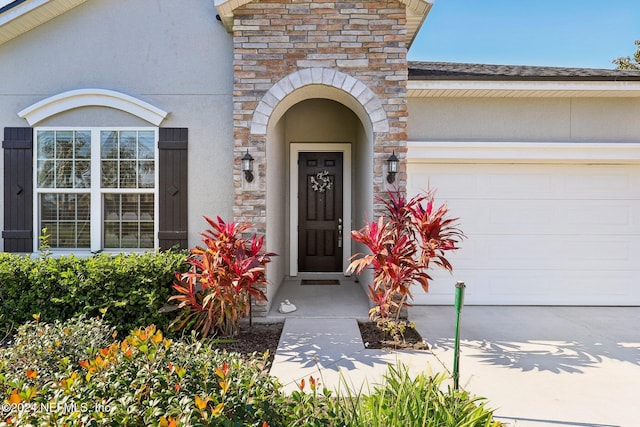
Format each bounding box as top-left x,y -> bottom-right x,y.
266,98 -> 372,281
239,69 -> 399,312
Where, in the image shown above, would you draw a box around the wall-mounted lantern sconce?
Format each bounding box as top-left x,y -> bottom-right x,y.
386,150 -> 399,183
242,149 -> 254,182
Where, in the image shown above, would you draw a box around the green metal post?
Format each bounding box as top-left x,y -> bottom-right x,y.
453,281 -> 466,390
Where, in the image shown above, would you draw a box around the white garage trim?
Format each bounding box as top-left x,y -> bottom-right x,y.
408,141 -> 640,164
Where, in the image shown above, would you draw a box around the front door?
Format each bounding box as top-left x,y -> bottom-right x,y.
298,152 -> 343,272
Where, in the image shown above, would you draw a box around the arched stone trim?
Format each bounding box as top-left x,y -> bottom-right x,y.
249,68 -> 389,136
18,88 -> 169,126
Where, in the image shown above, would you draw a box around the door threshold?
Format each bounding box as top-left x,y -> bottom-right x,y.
290,272 -> 351,281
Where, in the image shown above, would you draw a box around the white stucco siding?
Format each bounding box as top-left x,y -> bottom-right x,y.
0,0 -> 235,251
570,98 -> 640,141
0,0 -> 231,96
408,97 -> 640,142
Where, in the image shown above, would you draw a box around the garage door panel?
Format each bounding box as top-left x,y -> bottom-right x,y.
564,171 -> 640,198
456,235 -> 637,270
410,172 -> 480,198
446,200 -> 639,236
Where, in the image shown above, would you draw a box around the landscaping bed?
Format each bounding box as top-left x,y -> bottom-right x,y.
213,320 -> 428,364
358,321 -> 428,350
214,322 -> 283,365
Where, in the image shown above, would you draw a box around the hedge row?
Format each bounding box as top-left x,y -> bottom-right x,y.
0,251 -> 188,337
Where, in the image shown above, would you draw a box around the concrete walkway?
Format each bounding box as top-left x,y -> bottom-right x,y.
268,304 -> 640,427
269,317 -> 445,394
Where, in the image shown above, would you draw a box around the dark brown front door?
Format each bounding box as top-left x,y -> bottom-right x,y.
298,152 -> 343,272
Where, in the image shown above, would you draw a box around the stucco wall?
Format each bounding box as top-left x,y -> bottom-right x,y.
0,0 -> 235,251
265,115 -> 287,305
407,97 -> 640,142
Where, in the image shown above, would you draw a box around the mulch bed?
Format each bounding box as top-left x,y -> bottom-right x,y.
358,321 -> 428,351
213,322 -> 284,366
214,320 -> 428,367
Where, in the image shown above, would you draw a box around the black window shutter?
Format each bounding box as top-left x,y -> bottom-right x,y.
158,128 -> 188,250
2,127 -> 34,252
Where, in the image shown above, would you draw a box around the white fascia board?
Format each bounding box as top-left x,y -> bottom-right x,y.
407,80 -> 640,94
18,88 -> 169,126
408,141 -> 640,164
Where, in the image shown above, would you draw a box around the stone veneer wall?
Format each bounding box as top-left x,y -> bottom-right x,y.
232,0 -> 409,313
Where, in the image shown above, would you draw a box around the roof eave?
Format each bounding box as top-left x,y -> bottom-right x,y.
405,0 -> 432,49
214,0 -> 433,47
0,0 -> 89,46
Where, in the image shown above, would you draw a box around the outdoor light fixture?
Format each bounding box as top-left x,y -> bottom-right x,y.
386,150 -> 399,183
241,149 -> 254,182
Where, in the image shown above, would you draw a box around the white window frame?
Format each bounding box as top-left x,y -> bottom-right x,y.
32,127 -> 159,254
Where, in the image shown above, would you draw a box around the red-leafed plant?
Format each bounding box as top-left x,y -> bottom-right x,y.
347,189 -> 464,339
169,216 -> 276,338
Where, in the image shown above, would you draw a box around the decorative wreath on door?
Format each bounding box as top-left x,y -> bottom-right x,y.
311,170 -> 332,193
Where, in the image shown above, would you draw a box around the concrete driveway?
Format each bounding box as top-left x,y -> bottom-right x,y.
410,306 -> 640,427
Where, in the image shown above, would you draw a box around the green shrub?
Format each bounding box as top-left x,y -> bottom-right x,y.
0,251 -> 188,337
331,364 -> 501,427
276,366 -> 501,427
0,317 -> 284,426
0,315 -> 114,384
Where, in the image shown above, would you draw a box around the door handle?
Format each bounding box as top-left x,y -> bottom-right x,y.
337,218 -> 343,248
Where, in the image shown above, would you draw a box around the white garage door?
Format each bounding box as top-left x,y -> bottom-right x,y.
408,161 -> 640,306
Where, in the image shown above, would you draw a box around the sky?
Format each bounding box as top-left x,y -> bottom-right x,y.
2,0 -> 638,69
409,0 -> 640,69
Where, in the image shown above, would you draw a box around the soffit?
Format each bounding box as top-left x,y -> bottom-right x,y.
0,0 -> 88,46
407,80 -> 640,98
214,0 -> 433,48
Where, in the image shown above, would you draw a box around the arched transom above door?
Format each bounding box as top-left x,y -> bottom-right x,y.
249,68 -> 389,136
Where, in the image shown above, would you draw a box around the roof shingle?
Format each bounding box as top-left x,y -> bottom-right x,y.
408,61 -> 640,81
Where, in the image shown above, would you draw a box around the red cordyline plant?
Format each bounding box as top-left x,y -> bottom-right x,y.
169,216 -> 276,338
347,189 -> 464,338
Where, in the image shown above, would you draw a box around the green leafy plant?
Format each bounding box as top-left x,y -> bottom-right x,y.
333,364 -> 501,427
348,189 -> 464,340
0,251 -> 188,338
0,314 -> 115,386
170,216 -> 276,338
0,317 -> 284,426
38,227 -> 52,258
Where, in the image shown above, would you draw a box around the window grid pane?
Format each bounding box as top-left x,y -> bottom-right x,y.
101,131 -> 155,190
103,193 -> 154,249
36,130 -> 91,189
39,193 -> 90,249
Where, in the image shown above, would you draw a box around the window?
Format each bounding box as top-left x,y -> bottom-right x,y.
34,128 -> 158,251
